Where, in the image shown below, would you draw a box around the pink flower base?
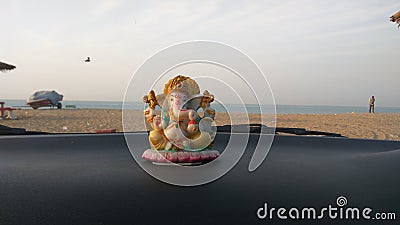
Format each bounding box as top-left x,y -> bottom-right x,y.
142,149 -> 220,164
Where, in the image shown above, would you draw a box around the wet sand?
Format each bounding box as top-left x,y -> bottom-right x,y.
1,109 -> 399,141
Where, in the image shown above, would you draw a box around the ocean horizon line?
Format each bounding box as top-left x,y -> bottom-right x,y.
2,98 -> 399,109
1,99 -> 399,114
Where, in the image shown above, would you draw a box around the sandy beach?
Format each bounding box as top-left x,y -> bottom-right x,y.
1,109 -> 399,141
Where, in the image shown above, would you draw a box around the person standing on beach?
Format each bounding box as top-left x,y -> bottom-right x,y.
369,96 -> 375,113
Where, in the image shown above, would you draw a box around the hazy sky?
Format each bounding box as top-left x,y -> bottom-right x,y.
1,0 -> 399,106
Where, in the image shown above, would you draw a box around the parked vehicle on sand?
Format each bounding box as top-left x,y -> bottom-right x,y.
26,90 -> 63,109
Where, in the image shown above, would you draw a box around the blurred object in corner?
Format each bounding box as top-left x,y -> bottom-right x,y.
390,10 -> 400,28
0,61 -> 16,72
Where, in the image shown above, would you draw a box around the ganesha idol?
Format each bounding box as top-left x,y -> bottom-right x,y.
141,75 -> 220,164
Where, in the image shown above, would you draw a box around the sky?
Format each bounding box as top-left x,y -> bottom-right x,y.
1,0 -> 400,107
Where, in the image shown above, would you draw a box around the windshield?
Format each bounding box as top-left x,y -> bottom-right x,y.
1,1 -> 399,141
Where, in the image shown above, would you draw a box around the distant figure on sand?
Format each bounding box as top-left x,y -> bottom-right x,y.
369,96 -> 375,113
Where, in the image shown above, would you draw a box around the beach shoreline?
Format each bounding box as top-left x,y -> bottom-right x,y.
0,109 -> 399,141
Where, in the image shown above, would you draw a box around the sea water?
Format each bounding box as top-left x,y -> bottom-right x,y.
2,99 -> 399,114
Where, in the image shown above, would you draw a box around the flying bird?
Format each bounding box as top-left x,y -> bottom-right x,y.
84,57 -> 91,63
390,10 -> 400,28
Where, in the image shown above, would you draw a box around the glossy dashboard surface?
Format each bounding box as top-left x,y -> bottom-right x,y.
0,133 -> 399,225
